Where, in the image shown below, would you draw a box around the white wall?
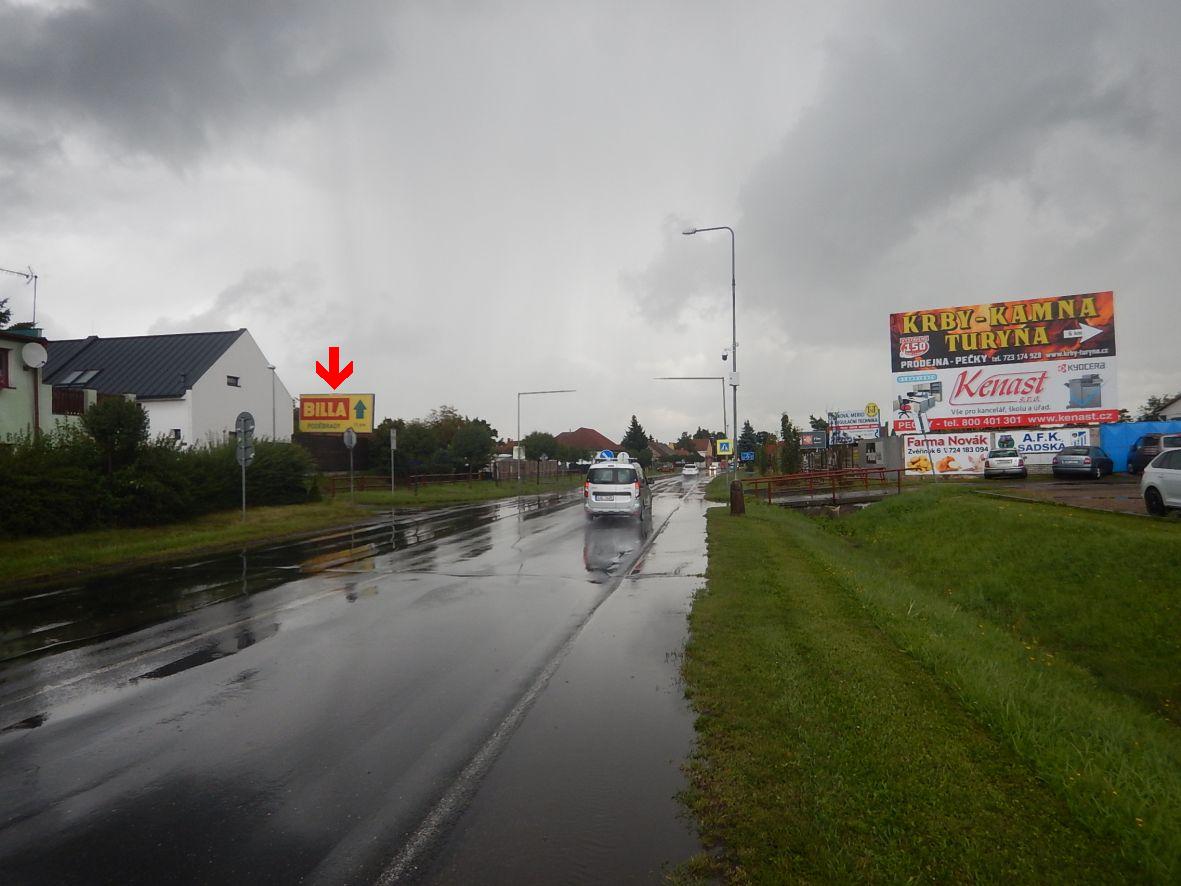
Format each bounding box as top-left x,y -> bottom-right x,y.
141,395 -> 194,444
189,330 -> 294,442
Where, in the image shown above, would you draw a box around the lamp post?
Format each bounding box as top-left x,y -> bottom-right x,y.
653,376 -> 728,441
266,364 -> 276,439
516,389 -> 575,483
683,225 -> 737,474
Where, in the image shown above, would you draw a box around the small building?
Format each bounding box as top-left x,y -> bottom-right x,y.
1160,393 -> 1181,422
45,329 -> 293,444
0,328 -> 55,439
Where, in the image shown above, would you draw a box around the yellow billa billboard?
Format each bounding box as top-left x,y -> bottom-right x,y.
298,394 -> 375,434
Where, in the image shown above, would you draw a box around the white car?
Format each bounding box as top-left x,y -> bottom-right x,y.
681,464 -> 699,477
584,452 -> 651,521
1141,449 -> 1181,515
983,448 -> 1026,479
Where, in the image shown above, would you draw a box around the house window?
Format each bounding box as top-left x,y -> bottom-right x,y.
0,349 -> 8,387
227,375 -> 240,387
171,429 -> 182,440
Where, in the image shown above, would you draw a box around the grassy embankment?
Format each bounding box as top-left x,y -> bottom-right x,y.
680,484 -> 1181,882
351,474 -> 582,506
0,477 -> 582,591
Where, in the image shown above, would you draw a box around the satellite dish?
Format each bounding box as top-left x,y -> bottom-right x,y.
21,342 -> 48,369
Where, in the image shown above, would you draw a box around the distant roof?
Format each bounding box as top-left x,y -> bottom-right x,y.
555,427 -> 620,452
44,330 -> 246,398
648,439 -> 674,457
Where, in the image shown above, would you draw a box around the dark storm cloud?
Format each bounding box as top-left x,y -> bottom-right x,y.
636,0 -> 1166,334
0,0 -> 386,164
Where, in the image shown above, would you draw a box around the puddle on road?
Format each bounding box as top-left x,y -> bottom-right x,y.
0,504 -> 517,665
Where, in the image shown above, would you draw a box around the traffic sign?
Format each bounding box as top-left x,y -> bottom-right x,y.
343,428 -> 357,450
236,411 -> 255,437
715,438 -> 734,456
597,449 -> 614,460
739,450 -> 755,462
236,444 -> 255,467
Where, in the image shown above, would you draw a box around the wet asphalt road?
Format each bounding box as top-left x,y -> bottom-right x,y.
0,477 -> 706,884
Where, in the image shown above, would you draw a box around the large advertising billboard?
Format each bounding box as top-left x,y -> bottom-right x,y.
889,291 -> 1118,432
827,409 -> 881,443
904,428 -> 1095,475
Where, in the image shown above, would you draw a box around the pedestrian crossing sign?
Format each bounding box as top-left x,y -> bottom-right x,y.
715,438 -> 734,456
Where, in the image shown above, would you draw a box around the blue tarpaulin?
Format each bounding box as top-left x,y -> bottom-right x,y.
1099,420 -> 1181,473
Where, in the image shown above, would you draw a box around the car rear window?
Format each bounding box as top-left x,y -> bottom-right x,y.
1163,435 -> 1181,449
1061,446 -> 1090,456
988,449 -> 1018,458
588,467 -> 637,484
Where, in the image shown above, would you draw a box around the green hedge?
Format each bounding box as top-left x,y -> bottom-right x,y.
0,429 -> 319,537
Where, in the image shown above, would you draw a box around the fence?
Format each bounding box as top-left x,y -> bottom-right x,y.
742,467 -> 904,506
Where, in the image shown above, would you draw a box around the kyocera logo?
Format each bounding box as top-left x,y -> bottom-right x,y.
949,369 -> 1048,405
898,336 -> 930,358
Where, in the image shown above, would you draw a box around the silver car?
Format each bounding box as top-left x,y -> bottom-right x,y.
983,448 -> 1026,479
584,454 -> 651,521
1142,449 -> 1181,515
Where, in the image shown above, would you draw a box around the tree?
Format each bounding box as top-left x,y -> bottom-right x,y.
0,297 -> 9,328
82,397 -> 150,473
779,413 -> 803,475
809,414 -> 829,432
449,418 -> 496,469
694,427 -> 718,439
1117,408 -> 1133,422
675,431 -> 696,452
738,420 -> 758,453
520,431 -> 558,461
371,417 -> 406,475
755,430 -> 777,445
397,421 -> 442,473
1136,393 -> 1180,421
620,415 -> 652,467
426,405 -> 466,446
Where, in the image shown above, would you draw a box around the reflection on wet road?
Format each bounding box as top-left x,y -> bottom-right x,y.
0,479 -> 705,884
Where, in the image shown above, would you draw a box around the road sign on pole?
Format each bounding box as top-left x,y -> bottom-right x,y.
236,412 -> 255,521
390,427 -> 397,496
343,428 -> 357,499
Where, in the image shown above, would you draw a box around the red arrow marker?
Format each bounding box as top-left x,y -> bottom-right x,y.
315,346 -> 354,390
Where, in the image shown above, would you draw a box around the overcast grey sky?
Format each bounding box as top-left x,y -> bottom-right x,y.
2,0 -> 1177,441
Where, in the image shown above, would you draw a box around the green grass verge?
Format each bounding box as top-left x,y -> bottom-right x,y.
704,474 -> 731,502
350,475 -> 582,506
0,500 -> 372,592
681,496 -> 1181,881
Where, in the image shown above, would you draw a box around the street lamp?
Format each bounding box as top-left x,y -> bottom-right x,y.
516,389 -> 576,483
653,376 -> 728,441
683,225 -> 738,474
266,364 -> 276,439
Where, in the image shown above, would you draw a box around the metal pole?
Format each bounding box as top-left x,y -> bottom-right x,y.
729,228 -> 737,479
349,448 -> 355,500
241,461 -> 246,521
390,427 -> 396,496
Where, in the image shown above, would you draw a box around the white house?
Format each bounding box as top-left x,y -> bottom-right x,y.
1160,393 -> 1181,422
45,329 -> 293,444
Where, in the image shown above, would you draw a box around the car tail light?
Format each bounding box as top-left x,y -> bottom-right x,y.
634,480 -> 641,495
1083,457 -> 1092,465
1052,456 -> 1060,465
584,481 -> 589,498
1018,458 -> 1025,466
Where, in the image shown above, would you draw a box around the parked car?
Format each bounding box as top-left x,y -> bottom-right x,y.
584,452 -> 651,521
1127,434 -> 1164,474
983,448 -> 1026,479
1051,445 -> 1114,479
1141,449 -> 1181,515
681,464 -> 699,477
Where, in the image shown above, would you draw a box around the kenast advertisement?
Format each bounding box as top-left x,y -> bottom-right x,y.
890,291 -> 1118,433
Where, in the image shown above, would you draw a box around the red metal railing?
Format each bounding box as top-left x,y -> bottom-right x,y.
741,467 -> 904,505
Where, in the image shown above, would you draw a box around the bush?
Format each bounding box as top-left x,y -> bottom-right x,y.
0,427 -> 320,537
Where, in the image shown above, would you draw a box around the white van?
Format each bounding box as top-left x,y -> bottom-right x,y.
584,452 -> 651,521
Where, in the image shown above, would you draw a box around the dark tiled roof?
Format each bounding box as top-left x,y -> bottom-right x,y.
44,330 -> 246,398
